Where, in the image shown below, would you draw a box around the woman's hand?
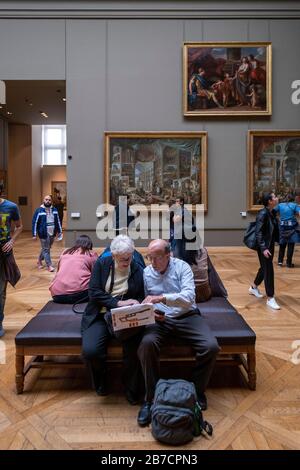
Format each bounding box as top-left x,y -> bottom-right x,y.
117,299 -> 140,307
263,249 -> 272,258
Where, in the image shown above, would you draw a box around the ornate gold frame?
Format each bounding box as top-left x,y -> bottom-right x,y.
247,130 -> 300,211
104,131 -> 208,210
183,41 -> 272,117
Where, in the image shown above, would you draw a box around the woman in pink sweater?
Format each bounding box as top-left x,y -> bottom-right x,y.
50,235 -> 98,304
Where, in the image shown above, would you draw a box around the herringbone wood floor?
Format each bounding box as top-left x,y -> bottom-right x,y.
0,233 -> 300,450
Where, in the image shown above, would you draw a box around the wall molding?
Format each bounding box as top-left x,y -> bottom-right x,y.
0,4 -> 300,19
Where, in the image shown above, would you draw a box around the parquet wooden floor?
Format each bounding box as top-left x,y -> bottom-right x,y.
0,233 -> 299,450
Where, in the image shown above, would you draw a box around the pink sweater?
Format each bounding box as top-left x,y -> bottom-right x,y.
49,250 -> 98,296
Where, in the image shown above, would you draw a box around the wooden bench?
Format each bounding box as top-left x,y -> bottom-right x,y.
15,298 -> 256,394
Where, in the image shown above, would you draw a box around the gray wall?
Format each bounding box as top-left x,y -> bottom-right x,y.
0,1 -> 300,245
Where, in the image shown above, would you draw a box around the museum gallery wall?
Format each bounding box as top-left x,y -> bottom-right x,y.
105,42 -> 299,212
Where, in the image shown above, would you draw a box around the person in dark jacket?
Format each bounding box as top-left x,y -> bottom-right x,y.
32,195 -> 63,272
114,194 -> 135,236
169,197 -> 196,259
54,196 -> 64,226
249,192 -> 280,310
81,235 -> 145,402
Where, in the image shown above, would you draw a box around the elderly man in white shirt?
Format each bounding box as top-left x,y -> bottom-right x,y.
137,239 -> 220,427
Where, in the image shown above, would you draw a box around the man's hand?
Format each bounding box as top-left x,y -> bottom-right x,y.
117,299 -> 140,307
142,295 -> 165,305
32,236 -> 37,240
154,312 -> 165,323
1,239 -> 14,252
263,249 -> 272,258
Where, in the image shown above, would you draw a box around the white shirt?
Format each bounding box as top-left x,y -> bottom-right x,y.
143,257 -> 196,318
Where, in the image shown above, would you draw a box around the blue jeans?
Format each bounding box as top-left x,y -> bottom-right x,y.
39,235 -> 54,267
0,272 -> 7,324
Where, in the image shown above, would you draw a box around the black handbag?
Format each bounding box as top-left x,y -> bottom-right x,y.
243,221 -> 257,250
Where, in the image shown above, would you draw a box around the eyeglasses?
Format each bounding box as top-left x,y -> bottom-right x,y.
116,255 -> 132,263
146,254 -> 167,262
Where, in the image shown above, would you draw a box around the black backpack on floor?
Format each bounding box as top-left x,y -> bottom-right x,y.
151,379 -> 213,446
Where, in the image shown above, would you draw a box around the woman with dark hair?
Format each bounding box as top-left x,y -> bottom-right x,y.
49,235 -> 98,303
249,192 -> 281,310
275,194 -> 300,268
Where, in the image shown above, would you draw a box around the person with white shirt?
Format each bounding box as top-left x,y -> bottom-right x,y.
136,239 -> 220,427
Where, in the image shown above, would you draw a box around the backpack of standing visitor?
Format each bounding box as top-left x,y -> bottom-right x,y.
243,221 -> 258,250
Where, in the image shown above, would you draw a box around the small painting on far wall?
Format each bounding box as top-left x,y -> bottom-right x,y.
247,130 -> 300,211
0,170 -> 7,196
51,181 -> 67,210
183,42 -> 272,116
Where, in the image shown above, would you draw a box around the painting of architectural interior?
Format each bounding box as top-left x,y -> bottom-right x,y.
105,132 -> 207,208
248,131 -> 300,210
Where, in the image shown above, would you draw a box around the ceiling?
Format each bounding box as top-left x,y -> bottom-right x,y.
0,80 -> 66,125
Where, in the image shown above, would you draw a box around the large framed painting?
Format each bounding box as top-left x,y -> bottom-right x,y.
51,181 -> 67,209
104,132 -> 208,209
248,130 -> 300,211
183,42 -> 272,116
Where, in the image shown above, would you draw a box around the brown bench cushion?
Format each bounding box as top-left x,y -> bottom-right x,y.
15,298 -> 255,347
198,297 -> 237,315
15,314 -> 82,346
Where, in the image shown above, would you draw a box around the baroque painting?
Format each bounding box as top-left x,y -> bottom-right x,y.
51,181 -> 67,209
248,130 -> 300,210
183,42 -> 272,116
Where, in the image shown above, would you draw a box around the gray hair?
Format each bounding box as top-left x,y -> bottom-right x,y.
110,235 -> 135,255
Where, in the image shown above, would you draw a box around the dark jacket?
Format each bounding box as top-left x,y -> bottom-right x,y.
32,205 -> 62,239
255,207 -> 279,253
81,256 -> 145,332
0,249 -> 21,287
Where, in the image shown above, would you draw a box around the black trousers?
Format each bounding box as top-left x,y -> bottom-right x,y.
81,318 -> 143,394
253,242 -> 275,297
52,290 -> 89,304
278,242 -> 295,265
81,318 -> 111,390
137,311 -> 220,402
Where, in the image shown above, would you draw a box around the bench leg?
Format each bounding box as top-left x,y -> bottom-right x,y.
16,353 -> 25,394
247,351 -> 256,391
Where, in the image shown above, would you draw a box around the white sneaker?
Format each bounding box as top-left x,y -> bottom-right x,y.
248,286 -> 264,298
266,298 -> 281,310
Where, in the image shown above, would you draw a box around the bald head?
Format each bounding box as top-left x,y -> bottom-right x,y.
148,239 -> 169,252
147,239 -> 171,273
